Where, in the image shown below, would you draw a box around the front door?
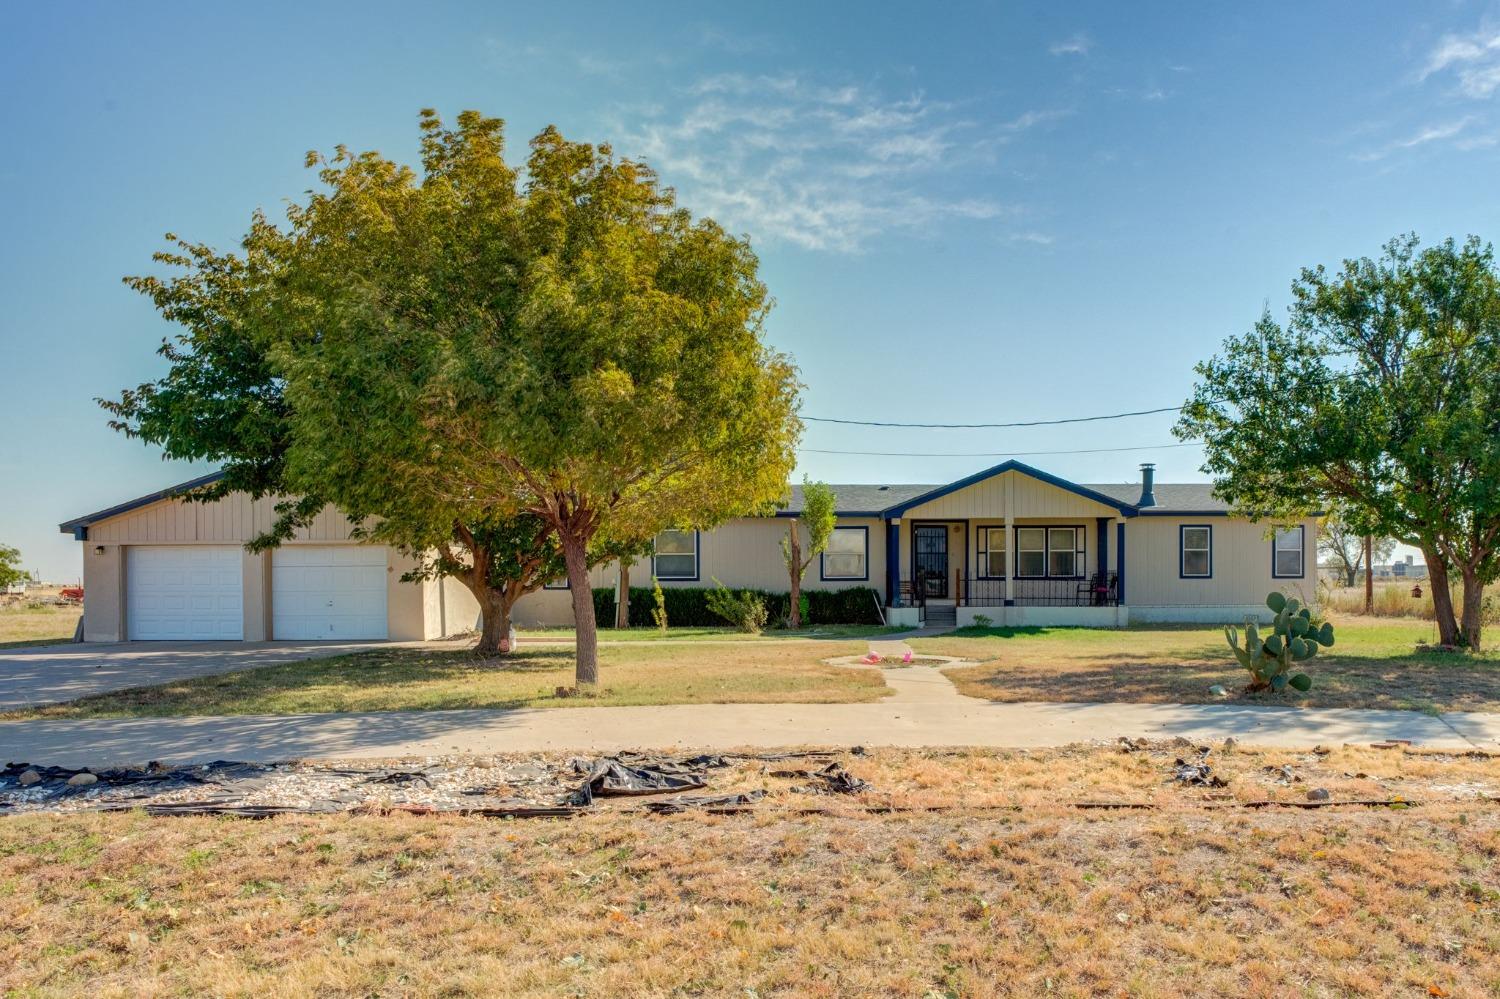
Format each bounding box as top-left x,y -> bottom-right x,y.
912,525 -> 949,598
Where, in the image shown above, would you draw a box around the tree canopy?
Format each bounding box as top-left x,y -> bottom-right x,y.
109,109 -> 802,681
1176,234 -> 1500,648
0,544 -> 24,590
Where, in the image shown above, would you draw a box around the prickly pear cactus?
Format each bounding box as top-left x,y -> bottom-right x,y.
1223,592 -> 1335,693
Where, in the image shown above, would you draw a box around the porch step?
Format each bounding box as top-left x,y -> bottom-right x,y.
924,604 -> 957,627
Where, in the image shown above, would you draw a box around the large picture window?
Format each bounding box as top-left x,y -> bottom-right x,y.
1015,526 -> 1083,578
976,527 -> 1007,578
653,529 -> 699,580
1180,525 -> 1212,578
821,527 -> 868,580
1272,526 -> 1305,578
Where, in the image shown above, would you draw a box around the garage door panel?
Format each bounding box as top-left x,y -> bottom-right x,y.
272,546 -> 388,640
127,546 -> 243,641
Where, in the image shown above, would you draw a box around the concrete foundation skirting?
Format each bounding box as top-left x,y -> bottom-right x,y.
948,605 -> 1130,628
1129,605 -> 1274,624
885,607 -> 922,628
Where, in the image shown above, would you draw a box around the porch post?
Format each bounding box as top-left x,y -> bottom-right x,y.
885,519 -> 900,606
1096,517 -> 1108,577
1116,521 -> 1127,604
1003,509 -> 1015,606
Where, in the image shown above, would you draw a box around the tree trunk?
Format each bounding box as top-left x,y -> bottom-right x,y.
561,527 -> 599,686
615,559 -> 631,630
1344,567 -> 1356,588
787,524 -> 803,629
1459,563 -> 1485,651
475,588 -> 507,655
1424,548 -> 1461,646
1363,536 -> 1374,614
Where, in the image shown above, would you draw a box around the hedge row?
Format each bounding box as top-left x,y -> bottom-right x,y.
590,586 -> 884,627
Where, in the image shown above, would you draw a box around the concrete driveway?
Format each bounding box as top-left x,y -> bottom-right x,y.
0,641 -> 390,711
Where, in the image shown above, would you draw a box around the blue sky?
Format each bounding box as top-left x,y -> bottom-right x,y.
4,2 -> 1497,580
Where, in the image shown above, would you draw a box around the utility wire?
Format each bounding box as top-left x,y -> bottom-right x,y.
799,441 -> 1202,459
802,403 -> 1187,430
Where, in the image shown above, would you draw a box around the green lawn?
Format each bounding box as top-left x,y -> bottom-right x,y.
4,640 -> 885,719
915,615 -> 1500,713
519,623 -> 907,642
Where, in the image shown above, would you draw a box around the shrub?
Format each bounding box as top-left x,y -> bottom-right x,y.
592,585 -> 883,627
705,579 -> 768,633
650,578 -> 668,632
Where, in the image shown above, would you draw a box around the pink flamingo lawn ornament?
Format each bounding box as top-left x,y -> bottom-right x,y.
902,650 -> 913,664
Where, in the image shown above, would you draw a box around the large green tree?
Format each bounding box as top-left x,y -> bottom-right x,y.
113,110 -> 801,685
1176,235 -> 1500,648
0,544 -> 25,590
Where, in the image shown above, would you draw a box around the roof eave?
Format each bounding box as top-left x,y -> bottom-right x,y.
879,459 -> 1139,518
58,470 -> 228,535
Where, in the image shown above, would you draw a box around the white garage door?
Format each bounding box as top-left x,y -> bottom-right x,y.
127,546 -> 244,641
272,546 -> 388,640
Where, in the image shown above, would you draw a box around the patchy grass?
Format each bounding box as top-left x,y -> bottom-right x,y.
519,624 -> 907,643
1,744 -> 1497,997
918,615 -> 1500,713
0,605 -> 80,649
4,641 -> 884,719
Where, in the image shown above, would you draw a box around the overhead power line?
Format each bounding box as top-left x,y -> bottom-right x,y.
802,404 -> 1187,430
799,441 -> 1202,459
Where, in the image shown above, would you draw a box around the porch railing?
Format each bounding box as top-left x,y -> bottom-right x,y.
896,571 -> 1120,608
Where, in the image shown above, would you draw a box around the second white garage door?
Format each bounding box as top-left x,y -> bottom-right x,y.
272,546 -> 389,640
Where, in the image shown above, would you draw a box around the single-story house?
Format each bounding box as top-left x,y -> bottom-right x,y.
60,461 -> 1318,642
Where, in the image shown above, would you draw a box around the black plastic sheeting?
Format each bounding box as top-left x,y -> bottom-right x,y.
773,762 -> 873,795
4,751 -> 876,818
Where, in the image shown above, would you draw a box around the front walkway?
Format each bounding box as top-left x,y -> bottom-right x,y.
2,631 -> 1496,767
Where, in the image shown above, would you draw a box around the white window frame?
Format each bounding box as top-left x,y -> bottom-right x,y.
1180,525 -> 1213,579
653,529 -> 699,581
976,526 -> 1007,579
820,526 -> 868,581
1015,527 -> 1047,578
1272,525 -> 1305,579
1048,527 -> 1080,579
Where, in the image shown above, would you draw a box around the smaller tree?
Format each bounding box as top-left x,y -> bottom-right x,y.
0,544 -> 25,590
1318,507 -> 1394,588
780,480 -> 837,629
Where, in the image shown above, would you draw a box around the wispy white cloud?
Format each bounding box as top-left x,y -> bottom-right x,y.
1353,116 -> 1475,161
1420,27 -> 1500,97
613,74 -> 1037,252
1049,34 -> 1092,57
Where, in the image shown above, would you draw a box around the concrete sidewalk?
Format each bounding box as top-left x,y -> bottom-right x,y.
2,690 -> 1494,768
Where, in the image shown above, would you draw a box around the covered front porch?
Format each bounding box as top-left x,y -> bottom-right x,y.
875,462 -> 1139,629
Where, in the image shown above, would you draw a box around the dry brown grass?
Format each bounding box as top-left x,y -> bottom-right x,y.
1321,580 -> 1500,623
0,604 -> 80,649
922,615 -> 1500,713
2,744 -> 1498,997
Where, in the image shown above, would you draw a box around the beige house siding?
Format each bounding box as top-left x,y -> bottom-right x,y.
87,494 -> 361,544
1124,515 -> 1319,620
509,516 -> 885,627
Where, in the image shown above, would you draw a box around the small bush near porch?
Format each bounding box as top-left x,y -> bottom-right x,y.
915,616 -> 1500,713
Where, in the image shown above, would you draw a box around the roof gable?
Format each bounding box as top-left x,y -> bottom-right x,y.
881,460 -> 1139,517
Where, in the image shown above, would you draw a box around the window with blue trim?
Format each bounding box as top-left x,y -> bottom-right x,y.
1180,526 -> 1212,578
821,527 -> 867,580
653,529 -> 698,580
1273,526 -> 1305,578
543,576 -> 569,590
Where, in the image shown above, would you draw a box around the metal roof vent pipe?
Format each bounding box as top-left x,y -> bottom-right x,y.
1138,463 -> 1157,508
